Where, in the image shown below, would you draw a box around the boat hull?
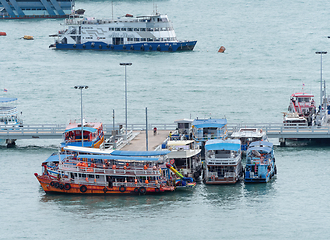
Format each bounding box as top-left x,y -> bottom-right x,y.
35,174 -> 175,195
52,41 -> 197,52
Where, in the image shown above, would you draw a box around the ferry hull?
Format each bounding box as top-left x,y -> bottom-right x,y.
204,177 -> 239,184
51,41 -> 197,52
35,175 -> 175,195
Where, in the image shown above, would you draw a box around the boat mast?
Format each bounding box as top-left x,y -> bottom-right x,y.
316,51 -> 327,106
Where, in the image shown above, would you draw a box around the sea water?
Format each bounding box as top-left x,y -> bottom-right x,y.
1,0 -> 330,239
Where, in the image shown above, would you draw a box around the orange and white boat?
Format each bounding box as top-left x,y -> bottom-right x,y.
35,149 -> 175,195
60,120 -> 104,149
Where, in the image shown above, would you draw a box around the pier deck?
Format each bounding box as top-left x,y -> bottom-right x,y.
120,130 -> 170,151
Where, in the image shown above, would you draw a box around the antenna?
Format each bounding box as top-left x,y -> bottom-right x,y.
112,1 -> 113,20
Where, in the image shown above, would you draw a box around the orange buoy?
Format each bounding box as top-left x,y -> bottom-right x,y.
135,179 -> 138,184
0,32 -> 6,36
112,165 -> 116,169
145,179 -> 149,184
218,46 -> 226,53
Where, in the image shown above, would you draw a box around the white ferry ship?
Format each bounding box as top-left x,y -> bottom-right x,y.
49,12 -> 197,52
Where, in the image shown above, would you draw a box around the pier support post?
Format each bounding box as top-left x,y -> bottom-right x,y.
279,138 -> 286,147
6,139 -> 16,148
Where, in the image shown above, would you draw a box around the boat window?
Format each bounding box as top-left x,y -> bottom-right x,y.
96,175 -> 100,179
109,27 -> 114,31
88,174 -> 95,178
147,38 -> 153,41
115,28 -> 120,31
161,28 -> 167,31
140,28 -> 146,31
121,28 -> 126,31
155,28 -> 159,31
127,28 -> 133,31
134,28 -> 139,31
147,28 -> 153,31
141,38 -> 146,41
134,38 -> 140,41
81,174 -> 86,178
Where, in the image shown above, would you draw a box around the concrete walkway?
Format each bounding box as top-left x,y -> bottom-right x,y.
120,130 -> 170,151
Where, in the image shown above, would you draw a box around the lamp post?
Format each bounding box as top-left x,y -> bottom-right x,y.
74,85 -> 88,147
316,51 -> 327,107
120,63 -> 132,139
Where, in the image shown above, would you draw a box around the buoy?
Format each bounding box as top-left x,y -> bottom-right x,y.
218,46 -> 225,53
23,35 -> 34,40
0,32 -> 6,36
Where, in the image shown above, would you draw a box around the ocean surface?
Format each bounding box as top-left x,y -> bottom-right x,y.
1,0 -> 330,239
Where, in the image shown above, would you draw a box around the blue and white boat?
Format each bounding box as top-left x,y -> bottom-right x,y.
0,97 -> 23,146
0,0 -> 74,19
49,12 -> 197,52
203,139 -> 242,184
192,118 -> 228,143
244,141 -> 277,183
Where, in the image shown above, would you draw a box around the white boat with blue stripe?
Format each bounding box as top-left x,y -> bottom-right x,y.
49,12 -> 197,52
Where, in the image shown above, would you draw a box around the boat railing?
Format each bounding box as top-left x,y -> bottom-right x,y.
60,164 -> 161,176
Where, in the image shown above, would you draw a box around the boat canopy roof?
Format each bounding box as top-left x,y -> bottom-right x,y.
77,154 -> 160,162
43,153 -> 66,163
167,140 -> 194,146
205,139 -> 241,151
63,146 -> 114,154
192,118 -> 227,128
249,141 -> 273,148
174,118 -> 193,124
65,127 -> 97,133
291,92 -> 314,98
231,128 -> 265,138
111,150 -> 170,156
0,97 -> 17,103
247,146 -> 272,154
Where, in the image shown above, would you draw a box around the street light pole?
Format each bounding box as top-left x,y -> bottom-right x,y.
74,85 -> 88,147
120,63 -> 132,140
316,51 -> 327,107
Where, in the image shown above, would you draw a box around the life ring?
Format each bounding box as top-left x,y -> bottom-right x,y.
80,185 -> 87,193
73,44 -> 76,48
134,187 -> 139,194
211,175 -> 216,181
139,187 -> 146,194
59,184 -> 64,190
97,37 -> 100,40
64,183 -> 71,190
119,185 -> 126,192
157,45 -> 161,51
130,45 -> 134,50
91,43 -> 95,48
82,44 -> 86,49
50,181 -> 55,187
106,44 -> 110,48
103,187 -> 108,193
99,45 -> 102,49
149,45 -> 152,50
54,182 -> 60,188
168,45 -> 172,51
155,188 -> 160,193
141,45 -> 144,51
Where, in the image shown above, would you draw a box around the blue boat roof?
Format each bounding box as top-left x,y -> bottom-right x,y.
249,141 -> 273,148
43,153 -> 66,163
0,98 -> 17,103
77,154 -> 160,161
205,139 -> 241,151
247,146 -> 272,154
111,150 -> 170,156
192,118 -> 227,128
65,127 -> 97,133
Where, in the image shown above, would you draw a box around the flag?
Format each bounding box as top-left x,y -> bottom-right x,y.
4,88 -> 7,92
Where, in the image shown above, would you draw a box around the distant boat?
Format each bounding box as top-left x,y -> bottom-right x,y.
244,141 -> 277,183
0,0 -> 75,19
0,97 -> 23,147
49,12 -> 197,52
60,120 -> 104,149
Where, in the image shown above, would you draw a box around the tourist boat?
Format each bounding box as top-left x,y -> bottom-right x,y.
0,97 -> 23,146
231,128 -> 267,152
0,0 -> 74,19
244,141 -> 276,183
203,139 -> 242,184
287,91 -> 316,126
35,149 -> 176,194
192,118 -> 228,143
60,120 -> 104,149
49,12 -> 197,52
283,112 -> 308,128
165,140 -> 202,180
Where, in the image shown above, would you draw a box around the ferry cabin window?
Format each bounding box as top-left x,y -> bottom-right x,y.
134,28 -> 139,31
109,27 -> 114,31
121,28 -> 126,31
140,28 -> 146,31
88,174 -> 95,178
127,28 -> 133,31
141,38 -> 146,41
155,28 -> 159,31
147,38 -> 153,41
115,28 -> 120,31
134,38 -> 140,41
147,28 -> 153,31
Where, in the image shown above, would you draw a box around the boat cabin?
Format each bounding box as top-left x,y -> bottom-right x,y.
288,92 -> 315,117
231,128 -> 267,151
192,118 -> 227,142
